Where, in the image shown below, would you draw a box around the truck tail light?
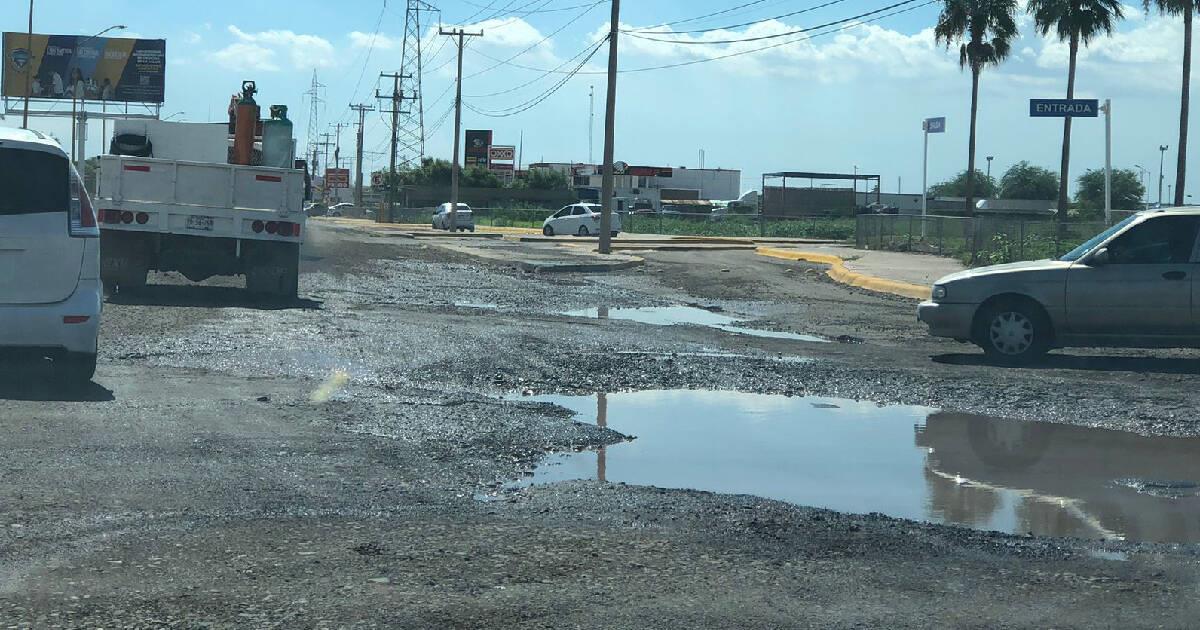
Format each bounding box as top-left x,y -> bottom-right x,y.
136,212 -> 150,225
265,221 -> 278,234
252,220 -> 265,233
121,211 -> 134,224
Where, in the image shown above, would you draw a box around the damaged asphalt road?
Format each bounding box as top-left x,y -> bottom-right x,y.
2,222 -> 1200,628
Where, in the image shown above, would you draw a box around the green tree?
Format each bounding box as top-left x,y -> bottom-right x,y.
1146,0 -> 1195,207
929,169 -> 1000,199
935,0 -> 1020,214
1027,0 -> 1124,224
998,161 -> 1059,199
1075,168 -> 1146,215
461,167 -> 501,188
521,168 -> 570,190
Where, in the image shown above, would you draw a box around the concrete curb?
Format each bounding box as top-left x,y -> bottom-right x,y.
755,247 -> 931,301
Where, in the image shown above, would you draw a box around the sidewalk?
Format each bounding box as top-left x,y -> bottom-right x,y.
757,245 -> 964,300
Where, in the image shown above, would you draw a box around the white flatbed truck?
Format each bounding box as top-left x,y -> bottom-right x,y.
94,119 -> 305,298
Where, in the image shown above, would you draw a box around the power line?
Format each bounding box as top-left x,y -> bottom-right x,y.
465,0 -> 605,80
464,35 -> 606,117
457,0 -> 598,14
466,34 -> 605,97
626,0 -> 853,36
636,0 -> 775,29
470,0 -> 934,75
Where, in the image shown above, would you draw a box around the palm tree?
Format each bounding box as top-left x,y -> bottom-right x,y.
1147,0 -> 1195,207
935,0 -> 1020,214
1028,0 -> 1124,225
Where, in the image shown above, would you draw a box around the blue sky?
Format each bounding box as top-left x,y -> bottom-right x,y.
3,1 -> 1196,199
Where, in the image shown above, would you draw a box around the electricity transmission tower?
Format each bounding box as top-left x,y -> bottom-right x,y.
397,0 -> 436,168
303,71 -> 326,178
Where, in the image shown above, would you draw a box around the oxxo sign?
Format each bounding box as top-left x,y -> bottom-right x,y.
1029,99 -> 1100,118
488,146 -> 515,161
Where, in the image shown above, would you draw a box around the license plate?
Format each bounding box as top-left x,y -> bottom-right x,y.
186,215 -> 214,231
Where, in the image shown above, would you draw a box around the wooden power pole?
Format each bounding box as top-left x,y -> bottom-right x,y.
350,103 -> 375,211
440,27 -> 483,231
598,0 -> 620,254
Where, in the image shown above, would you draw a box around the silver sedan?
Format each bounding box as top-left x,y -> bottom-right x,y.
918,210 -> 1200,363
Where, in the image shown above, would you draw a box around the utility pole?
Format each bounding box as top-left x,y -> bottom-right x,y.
1101,99 -> 1112,224
350,103 -> 375,211
440,27 -> 484,232
316,133 -> 335,203
598,0 -> 621,254
589,85 -> 595,164
22,0 -> 32,129
378,72 -> 415,221
332,122 -> 347,168
399,0 -> 434,167
1159,144 -> 1169,207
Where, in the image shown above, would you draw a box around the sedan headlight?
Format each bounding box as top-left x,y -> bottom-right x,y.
932,285 -> 948,301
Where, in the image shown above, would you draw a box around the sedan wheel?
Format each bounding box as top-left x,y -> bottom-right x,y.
543,225 -> 555,237
977,300 -> 1050,364
577,225 -> 590,236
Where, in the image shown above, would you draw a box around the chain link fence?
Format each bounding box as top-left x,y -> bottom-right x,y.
856,214 -> 1112,265
378,207 -> 858,239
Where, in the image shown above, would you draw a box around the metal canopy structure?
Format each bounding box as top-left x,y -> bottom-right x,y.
762,171 -> 882,216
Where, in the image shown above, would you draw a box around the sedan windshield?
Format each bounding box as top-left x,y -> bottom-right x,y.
1059,215 -> 1138,262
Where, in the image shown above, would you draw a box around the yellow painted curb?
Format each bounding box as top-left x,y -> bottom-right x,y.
756,247 -> 931,301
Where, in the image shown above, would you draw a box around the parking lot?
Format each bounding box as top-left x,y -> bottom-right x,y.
3,220 -> 1200,628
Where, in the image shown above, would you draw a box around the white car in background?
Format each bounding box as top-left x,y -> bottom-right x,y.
432,202 -> 475,232
0,128 -> 101,382
542,203 -> 621,237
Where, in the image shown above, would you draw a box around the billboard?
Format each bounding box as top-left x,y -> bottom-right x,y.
465,129 -> 492,168
3,32 -> 166,103
325,168 -> 351,189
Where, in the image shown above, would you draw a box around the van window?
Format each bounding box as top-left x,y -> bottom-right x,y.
0,148 -> 69,215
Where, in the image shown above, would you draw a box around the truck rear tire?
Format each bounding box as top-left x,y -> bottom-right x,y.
100,232 -> 150,295
245,241 -> 300,300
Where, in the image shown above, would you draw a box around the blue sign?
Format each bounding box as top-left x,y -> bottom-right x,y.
1030,99 -> 1100,118
924,117 -> 946,133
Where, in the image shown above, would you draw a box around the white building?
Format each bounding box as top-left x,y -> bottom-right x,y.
530,162 -> 742,211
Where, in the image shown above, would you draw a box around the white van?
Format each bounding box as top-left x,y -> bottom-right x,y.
0,128 -> 101,382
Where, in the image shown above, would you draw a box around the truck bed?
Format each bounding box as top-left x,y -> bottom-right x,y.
95,155 -> 305,242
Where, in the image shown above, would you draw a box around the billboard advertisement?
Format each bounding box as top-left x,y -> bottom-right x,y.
3,32 -> 166,103
325,168 -> 351,189
488,145 -> 515,162
465,129 -> 492,168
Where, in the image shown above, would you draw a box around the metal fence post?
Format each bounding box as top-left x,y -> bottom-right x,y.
907,215 -> 914,251
937,216 -> 944,254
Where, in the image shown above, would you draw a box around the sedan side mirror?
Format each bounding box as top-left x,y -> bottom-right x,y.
1089,247 -> 1110,267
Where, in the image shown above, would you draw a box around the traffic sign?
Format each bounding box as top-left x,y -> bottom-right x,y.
371,171 -> 384,187
1030,99 -> 1099,118
923,117 -> 946,133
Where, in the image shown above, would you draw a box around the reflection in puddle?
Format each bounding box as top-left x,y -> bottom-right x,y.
563,306 -> 827,343
514,391 -> 1200,544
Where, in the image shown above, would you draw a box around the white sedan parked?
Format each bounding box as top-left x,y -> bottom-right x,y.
0,127 -> 102,382
542,203 -> 621,237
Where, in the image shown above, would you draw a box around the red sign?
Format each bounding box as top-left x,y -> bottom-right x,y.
325,168 -> 350,189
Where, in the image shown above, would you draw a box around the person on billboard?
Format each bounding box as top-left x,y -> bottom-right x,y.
31,78 -> 43,97
101,78 -> 114,101
67,68 -> 85,99
51,72 -> 64,97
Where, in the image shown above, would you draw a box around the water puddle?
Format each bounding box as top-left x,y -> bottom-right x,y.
562,306 -> 827,343
508,390 -> 1200,544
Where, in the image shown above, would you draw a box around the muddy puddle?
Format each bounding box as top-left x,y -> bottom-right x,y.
509,390 -> 1200,544
562,306 -> 827,343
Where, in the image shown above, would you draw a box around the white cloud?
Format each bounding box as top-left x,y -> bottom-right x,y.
210,42 -> 279,72
184,32 -> 202,45
221,25 -> 336,70
349,31 -> 401,51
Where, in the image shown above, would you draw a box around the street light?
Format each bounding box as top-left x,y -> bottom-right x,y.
986,155 -> 994,179
1159,145 -> 1169,207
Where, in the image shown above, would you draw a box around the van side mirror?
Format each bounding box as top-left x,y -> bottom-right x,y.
1090,247 -> 1110,267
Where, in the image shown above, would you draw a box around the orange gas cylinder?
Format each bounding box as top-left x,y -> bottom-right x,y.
232,80 -> 258,165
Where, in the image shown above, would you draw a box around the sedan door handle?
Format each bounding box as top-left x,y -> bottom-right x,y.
1163,271 -> 1188,281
